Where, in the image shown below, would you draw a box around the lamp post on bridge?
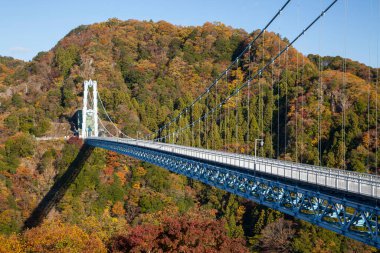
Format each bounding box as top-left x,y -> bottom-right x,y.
254,139 -> 264,158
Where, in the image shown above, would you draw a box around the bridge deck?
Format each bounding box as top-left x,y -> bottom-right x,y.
88,137 -> 380,199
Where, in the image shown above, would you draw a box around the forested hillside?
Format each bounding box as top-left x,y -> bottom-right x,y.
0,19 -> 378,252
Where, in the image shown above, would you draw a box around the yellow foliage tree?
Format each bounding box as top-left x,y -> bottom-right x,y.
132,182 -> 141,189
135,166 -> 147,177
23,221 -> 107,253
363,132 -> 370,149
115,171 -> 127,185
112,201 -> 126,217
236,205 -> 246,223
0,234 -> 24,253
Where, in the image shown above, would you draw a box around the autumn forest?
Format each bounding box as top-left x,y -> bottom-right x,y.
0,18 -> 379,252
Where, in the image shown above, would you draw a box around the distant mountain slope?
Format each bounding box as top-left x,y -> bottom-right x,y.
1,18 -> 379,171
0,56 -> 25,86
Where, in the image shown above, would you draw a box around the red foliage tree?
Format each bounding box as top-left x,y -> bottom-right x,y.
109,216 -> 249,252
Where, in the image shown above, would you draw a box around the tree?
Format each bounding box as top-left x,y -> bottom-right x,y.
0,19 -> 378,253
23,221 -> 106,253
11,93 -> 24,108
33,117 -> 51,137
54,45 -> 80,77
109,215 -> 249,252
0,233 -> 24,253
5,133 -> 35,158
138,193 -> 165,213
259,218 -> 295,253
37,149 -> 55,173
4,114 -> 19,133
111,201 -> 126,217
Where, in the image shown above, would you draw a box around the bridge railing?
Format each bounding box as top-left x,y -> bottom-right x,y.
91,137 -> 380,199
135,139 -> 379,182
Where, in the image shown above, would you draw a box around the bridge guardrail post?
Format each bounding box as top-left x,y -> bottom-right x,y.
299,165 -> 302,180
291,165 -> 293,180
315,171 -> 317,185
372,183 -> 375,198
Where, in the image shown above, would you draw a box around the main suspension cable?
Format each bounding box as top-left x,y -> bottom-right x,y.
318,1 -> 323,166
300,50 -> 305,163
247,45 -> 252,155
235,60 -> 239,153
155,0 -> 338,143
97,91 -> 133,139
284,47 -> 288,157
260,30 -> 265,147
88,92 -> 116,138
367,0 -> 372,172
376,0 -> 379,177
146,0 -> 292,140
277,28 -> 281,158
342,0 -> 347,169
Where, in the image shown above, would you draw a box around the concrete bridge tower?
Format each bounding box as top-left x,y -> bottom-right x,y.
81,80 -> 98,138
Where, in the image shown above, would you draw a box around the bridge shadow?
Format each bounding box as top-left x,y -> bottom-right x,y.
23,144 -> 94,230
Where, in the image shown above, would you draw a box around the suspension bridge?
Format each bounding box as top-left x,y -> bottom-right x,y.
25,0 -> 380,248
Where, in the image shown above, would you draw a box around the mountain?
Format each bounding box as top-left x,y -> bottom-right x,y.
0,18 -> 378,252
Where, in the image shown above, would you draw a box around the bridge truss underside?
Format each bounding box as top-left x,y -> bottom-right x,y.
85,138 -> 380,248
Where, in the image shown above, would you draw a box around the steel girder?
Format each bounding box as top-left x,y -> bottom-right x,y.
85,139 -> 380,248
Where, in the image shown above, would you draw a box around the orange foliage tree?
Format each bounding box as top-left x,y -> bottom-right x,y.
23,221 -> 106,253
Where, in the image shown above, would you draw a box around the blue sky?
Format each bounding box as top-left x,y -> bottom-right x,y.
0,0 -> 379,67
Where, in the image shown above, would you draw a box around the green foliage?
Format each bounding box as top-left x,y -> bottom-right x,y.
11,93 -> 24,108
167,38 -> 182,59
0,148 -> 19,173
37,149 -> 56,173
176,194 -> 194,214
0,19 -> 378,252
145,165 -> 170,192
0,210 -> 22,235
60,83 -> 76,108
32,118 -> 51,137
253,210 -> 266,234
1,133 -> 35,173
139,193 -> 165,213
55,143 -> 80,175
5,133 -> 35,158
292,221 -> 343,253
4,108 -> 51,136
4,115 -> 19,134
97,177 -> 125,204
137,43 -> 150,60
54,45 -> 80,77
183,43 -> 201,64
